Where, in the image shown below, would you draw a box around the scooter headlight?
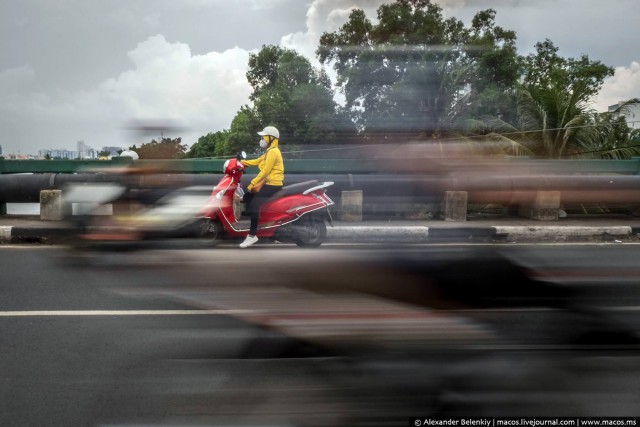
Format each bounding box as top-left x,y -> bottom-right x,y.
223,159 -> 230,173
214,189 -> 226,200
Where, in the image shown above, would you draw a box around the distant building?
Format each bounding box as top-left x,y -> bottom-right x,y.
608,101 -> 640,129
38,145 -> 98,159
77,141 -> 87,159
39,149 -> 78,159
86,148 -> 97,159
0,144 -> 3,156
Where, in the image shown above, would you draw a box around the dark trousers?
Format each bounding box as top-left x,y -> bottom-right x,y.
243,185 -> 282,235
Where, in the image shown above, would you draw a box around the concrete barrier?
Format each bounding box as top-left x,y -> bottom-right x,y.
443,191 -> 467,222
519,191 -> 561,221
40,190 -> 64,221
341,190 -> 363,222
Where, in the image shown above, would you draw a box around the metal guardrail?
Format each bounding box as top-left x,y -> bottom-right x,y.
0,158 -> 380,174
3,157 -> 640,218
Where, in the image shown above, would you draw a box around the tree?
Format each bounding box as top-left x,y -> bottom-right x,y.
521,39 -> 613,98
187,131 -> 230,158
246,45 -> 354,150
317,1 -> 520,140
464,39 -> 628,159
191,44 -> 355,158
455,9 -> 520,125
586,99 -> 640,159
224,106 -> 263,156
129,138 -> 187,159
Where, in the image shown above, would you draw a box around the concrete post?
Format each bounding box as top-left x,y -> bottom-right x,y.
443,191 -> 468,222
519,191 -> 561,221
40,190 -> 64,221
341,190 -> 363,222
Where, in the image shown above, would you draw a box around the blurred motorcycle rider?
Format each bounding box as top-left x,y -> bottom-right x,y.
239,125 -> 284,248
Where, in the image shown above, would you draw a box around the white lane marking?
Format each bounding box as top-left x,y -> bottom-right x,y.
0,309 -> 254,317
451,306 -> 640,313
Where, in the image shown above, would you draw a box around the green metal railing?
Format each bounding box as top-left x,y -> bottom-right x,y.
2,157 -> 640,175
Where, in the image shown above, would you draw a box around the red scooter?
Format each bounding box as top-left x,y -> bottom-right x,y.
197,152 -> 335,247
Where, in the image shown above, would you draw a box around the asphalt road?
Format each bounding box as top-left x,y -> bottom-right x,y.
2,243 -> 640,425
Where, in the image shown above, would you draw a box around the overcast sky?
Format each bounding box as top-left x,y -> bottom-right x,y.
1,0 -> 639,155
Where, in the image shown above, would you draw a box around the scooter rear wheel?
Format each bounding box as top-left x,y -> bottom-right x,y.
293,218 -> 327,248
198,219 -> 223,246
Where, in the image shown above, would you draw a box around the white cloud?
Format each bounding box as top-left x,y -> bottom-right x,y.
593,62 -> 640,112
99,35 -> 251,124
0,35 -> 252,151
0,66 -> 35,94
2,0 -> 639,155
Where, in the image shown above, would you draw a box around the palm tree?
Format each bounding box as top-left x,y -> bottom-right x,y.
588,99 -> 640,159
514,84 -> 600,158
464,86 -> 640,159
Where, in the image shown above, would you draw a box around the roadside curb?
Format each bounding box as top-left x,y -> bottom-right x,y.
493,225 -> 633,242
327,226 -> 429,243
1,224 -> 638,244
0,226 -> 75,244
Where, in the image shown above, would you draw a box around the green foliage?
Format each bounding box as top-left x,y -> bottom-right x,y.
467,40 -> 624,159
586,100 -> 640,159
199,44 -> 355,158
521,39 -> 614,98
188,0 -> 633,160
227,106 -> 262,155
129,138 -> 187,159
317,1 -> 521,140
187,131 -> 230,158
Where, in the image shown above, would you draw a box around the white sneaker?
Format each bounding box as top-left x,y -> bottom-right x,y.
239,235 -> 259,248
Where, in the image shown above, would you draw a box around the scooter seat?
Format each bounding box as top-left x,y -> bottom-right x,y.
266,180 -> 319,202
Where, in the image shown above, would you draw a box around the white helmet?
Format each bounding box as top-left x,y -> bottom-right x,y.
257,126 -> 279,139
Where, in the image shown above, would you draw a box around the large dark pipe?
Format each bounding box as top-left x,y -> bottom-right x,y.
0,173 -> 444,204
3,173 -> 640,205
446,174 -> 640,205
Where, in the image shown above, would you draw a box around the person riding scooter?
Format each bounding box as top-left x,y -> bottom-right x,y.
239,125 -> 284,248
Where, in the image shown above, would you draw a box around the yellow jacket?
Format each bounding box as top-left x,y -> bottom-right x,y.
242,139 -> 284,190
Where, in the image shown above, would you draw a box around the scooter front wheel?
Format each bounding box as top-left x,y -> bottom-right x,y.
198,218 -> 223,247
293,218 -> 327,248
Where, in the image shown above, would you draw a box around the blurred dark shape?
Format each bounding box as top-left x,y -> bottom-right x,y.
89,247 -> 640,425
122,118 -> 187,139
64,161 -> 211,250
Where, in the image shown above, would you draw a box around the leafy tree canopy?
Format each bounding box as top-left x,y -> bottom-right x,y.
203,45 -> 355,158
189,0 -> 635,160
466,40 -> 621,159
187,131 -> 230,158
317,0 -> 519,139
129,138 -> 187,159
521,39 -> 614,98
